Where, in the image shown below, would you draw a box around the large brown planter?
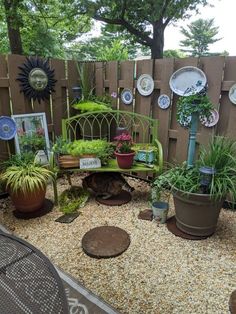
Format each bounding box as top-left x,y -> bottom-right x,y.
173,189 -> 224,236
10,187 -> 46,212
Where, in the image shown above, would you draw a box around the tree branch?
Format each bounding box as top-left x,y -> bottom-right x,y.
93,15 -> 152,46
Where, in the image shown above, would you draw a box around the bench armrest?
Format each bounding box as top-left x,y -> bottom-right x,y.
154,138 -> 163,173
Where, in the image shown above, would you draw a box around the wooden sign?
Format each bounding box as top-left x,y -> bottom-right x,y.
80,158 -> 101,169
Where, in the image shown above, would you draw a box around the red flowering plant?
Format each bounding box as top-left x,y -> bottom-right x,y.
114,133 -> 134,154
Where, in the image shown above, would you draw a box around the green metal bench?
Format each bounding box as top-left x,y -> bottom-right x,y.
53,110 -> 163,203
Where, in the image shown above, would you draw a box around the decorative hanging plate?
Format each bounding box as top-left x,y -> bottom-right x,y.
0,116 -> 17,140
157,94 -> 171,109
121,89 -> 133,105
200,109 -> 219,128
169,66 -> 207,96
179,114 -> 192,128
137,74 -> 154,96
229,83 -> 236,104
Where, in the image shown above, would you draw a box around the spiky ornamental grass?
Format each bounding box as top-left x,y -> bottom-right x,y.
153,136 -> 236,202
0,164 -> 53,195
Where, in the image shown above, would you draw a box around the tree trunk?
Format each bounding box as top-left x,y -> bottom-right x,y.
3,0 -> 23,55
151,22 -> 165,59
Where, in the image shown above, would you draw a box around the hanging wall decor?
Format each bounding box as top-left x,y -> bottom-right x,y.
121,89 -> 133,105
157,94 -> 171,109
0,116 -> 17,140
137,74 -> 154,96
229,83 -> 236,105
17,57 -> 57,103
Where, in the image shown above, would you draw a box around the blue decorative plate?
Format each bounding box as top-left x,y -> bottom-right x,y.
121,89 -> 133,105
0,116 -> 17,140
158,94 -> 171,109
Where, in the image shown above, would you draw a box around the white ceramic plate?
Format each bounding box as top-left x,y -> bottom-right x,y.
169,66 -> 207,96
137,74 -> 154,96
229,84 -> 236,104
157,94 -> 171,109
200,109 -> 219,128
121,89 -> 133,105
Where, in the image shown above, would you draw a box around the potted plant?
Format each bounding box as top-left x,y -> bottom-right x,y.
153,136 -> 236,236
114,133 -> 135,169
67,139 -> 114,166
132,143 -> 158,164
52,136 -> 80,169
0,153 -> 54,212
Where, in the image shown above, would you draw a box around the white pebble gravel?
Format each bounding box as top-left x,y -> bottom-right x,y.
0,173 -> 235,314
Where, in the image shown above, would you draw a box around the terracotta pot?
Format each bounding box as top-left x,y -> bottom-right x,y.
114,151 -> 135,169
10,187 -> 46,212
173,188 -> 224,236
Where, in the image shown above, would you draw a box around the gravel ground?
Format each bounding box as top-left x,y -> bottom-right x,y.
0,173 -> 235,314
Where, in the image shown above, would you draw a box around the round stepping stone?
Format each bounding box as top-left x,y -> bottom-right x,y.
82,226 -> 130,258
96,190 -> 131,206
13,199 -> 53,219
166,216 -> 210,240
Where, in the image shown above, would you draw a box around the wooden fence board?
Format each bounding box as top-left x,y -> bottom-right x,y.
217,56 -> 236,139
67,60 -> 80,117
0,55 -> 11,160
51,59 -> 67,136
153,58 -> 174,161
95,62 -> 104,96
8,55 -> 32,115
106,61 -> 118,109
119,61 -> 135,112
197,56 -> 225,147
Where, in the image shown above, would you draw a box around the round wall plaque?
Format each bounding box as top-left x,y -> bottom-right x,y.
157,94 -> 171,109
0,116 -> 17,140
137,74 -> 154,96
17,57 -> 57,103
121,89 -> 133,105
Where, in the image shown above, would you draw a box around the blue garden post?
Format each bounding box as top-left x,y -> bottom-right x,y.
187,112 -> 199,168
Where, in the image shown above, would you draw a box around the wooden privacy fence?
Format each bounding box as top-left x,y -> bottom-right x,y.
0,54 -> 236,163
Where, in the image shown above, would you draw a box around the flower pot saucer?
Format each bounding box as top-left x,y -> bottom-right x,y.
13,199 -> 54,219
166,216 -> 211,240
96,190 -> 131,206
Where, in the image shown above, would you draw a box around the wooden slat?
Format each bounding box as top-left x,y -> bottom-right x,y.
152,58 -> 174,161
0,55 -> 11,160
197,56 -> 225,148
8,54 -> 32,114
51,59 -> 67,136
119,61 -> 135,112
134,60 -> 153,117
95,62 -> 104,96
170,57 -> 198,164
106,61 -> 118,109
67,59 -> 81,117
217,56 -> 236,139
0,78 -> 9,87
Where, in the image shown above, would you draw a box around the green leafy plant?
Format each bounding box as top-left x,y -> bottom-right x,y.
67,139 -> 114,165
153,136 -> 236,201
0,162 -> 53,195
59,186 -> 89,214
177,93 -> 214,127
0,152 -> 35,171
72,100 -> 112,112
52,136 -> 70,155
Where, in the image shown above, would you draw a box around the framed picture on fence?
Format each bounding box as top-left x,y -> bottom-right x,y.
12,112 -> 50,161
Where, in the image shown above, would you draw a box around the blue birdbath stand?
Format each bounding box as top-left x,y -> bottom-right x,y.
187,112 -> 199,168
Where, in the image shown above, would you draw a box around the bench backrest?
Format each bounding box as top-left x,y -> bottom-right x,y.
62,110 -> 158,144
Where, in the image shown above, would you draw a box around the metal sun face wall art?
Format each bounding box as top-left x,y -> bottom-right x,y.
17,57 -> 57,103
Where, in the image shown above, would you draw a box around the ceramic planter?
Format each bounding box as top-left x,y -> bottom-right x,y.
173,188 -> 224,236
114,151 -> 135,169
134,149 -> 155,164
152,201 -> 169,223
10,187 -> 46,212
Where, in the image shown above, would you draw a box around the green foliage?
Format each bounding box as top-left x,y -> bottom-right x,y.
96,39 -> 128,61
0,160 -> 53,195
19,133 -> 46,153
78,0 -> 211,58
164,49 -> 187,58
72,100 -> 112,112
52,137 -> 70,155
177,94 -> 214,127
153,136 -> 236,201
67,139 -> 114,165
180,18 -> 222,56
59,186 -> 89,214
0,153 -> 35,171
